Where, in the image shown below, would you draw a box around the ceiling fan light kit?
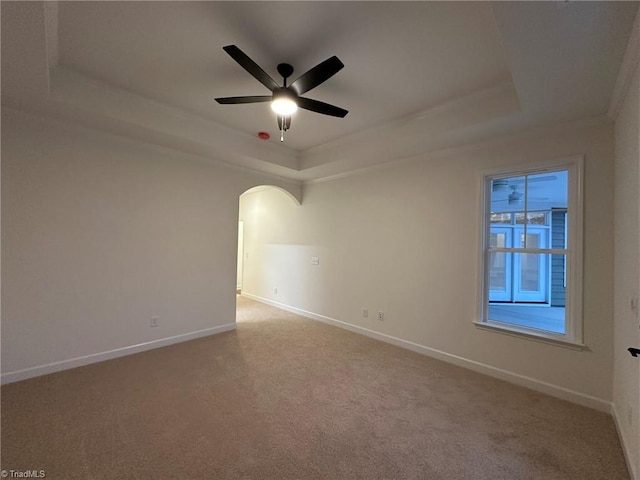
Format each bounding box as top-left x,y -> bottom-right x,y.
271,88 -> 298,115
492,179 -> 509,192
215,45 -> 348,142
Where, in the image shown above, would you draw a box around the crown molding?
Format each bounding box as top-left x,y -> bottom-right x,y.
46,66 -> 303,175
608,7 -> 639,120
43,0 -> 59,69
304,114 -> 610,185
300,79 -> 519,168
297,79 -> 521,181
1,105 -> 303,204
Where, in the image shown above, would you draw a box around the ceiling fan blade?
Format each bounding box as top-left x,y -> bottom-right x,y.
298,97 -> 348,118
290,56 -> 344,95
215,96 -> 272,104
491,196 -> 549,202
510,175 -> 557,185
222,45 -> 279,92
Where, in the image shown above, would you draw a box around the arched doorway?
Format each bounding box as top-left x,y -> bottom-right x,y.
236,185 -> 300,321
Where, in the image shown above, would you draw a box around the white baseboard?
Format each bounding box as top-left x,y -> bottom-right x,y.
612,403 -> 638,480
1,323 -> 237,385
242,292 -> 612,413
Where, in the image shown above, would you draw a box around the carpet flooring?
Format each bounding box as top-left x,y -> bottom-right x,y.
0,296 -> 630,479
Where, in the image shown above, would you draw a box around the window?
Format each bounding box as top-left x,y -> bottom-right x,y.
476,157 -> 584,347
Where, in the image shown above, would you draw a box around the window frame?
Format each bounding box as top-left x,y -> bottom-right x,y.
475,156 -> 585,349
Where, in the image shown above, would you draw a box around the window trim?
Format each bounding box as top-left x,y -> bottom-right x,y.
475,155 -> 584,348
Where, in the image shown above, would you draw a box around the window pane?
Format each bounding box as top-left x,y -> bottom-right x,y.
488,304 -> 565,334
490,232 -> 508,248
519,233 -> 541,249
488,251 -> 565,334
527,171 -> 569,214
489,252 -> 507,290
490,213 -> 511,224
516,212 -> 550,225
490,176 -> 525,213
519,253 -> 542,292
550,254 -> 567,305
511,253 -> 548,301
527,212 -> 547,225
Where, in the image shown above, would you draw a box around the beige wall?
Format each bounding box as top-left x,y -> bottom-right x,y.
1,108 -> 300,380
1,96 -> 629,455
613,61 -> 639,478
240,122 -> 615,407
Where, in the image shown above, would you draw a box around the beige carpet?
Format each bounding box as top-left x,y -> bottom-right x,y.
1,296 -> 629,479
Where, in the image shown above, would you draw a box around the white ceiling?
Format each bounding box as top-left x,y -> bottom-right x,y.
2,1 -> 637,182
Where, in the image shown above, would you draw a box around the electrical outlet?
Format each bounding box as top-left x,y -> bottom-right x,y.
377,311 -> 384,321
274,287 -> 278,295
362,308 -> 368,318
150,316 -> 159,328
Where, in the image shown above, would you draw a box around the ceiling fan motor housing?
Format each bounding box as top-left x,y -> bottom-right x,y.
272,87 -> 298,103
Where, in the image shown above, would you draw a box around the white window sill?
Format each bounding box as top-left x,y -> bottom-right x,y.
473,320 -> 586,351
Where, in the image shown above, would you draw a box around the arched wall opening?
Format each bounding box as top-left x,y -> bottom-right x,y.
242,185 -> 301,207
236,185 -> 301,321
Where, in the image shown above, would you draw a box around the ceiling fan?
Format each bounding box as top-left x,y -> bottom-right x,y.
491,175 -> 557,193
492,185 -> 549,205
215,45 -> 348,142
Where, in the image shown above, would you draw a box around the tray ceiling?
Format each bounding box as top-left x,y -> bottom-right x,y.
2,1 -> 637,181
